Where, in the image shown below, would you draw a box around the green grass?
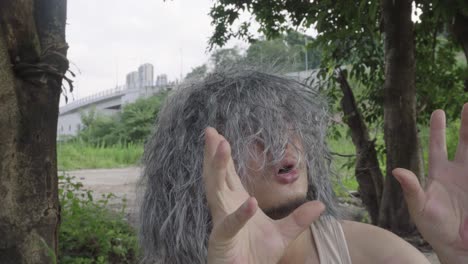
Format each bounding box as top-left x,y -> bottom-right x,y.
328,128 -> 355,177
456,52 -> 466,67
57,141 -> 143,171
327,124 -> 368,193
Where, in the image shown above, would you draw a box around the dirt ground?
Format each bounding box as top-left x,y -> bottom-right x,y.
64,167 -> 140,224
65,167 -> 440,264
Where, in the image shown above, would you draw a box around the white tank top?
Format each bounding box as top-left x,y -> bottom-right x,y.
310,216 -> 353,264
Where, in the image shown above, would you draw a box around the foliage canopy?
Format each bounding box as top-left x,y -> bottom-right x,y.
208,0 -> 467,124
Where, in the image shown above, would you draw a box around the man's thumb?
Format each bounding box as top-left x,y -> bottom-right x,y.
276,201 -> 325,244
392,168 -> 426,217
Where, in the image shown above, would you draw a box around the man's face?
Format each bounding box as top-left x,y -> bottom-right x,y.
243,139 -> 309,219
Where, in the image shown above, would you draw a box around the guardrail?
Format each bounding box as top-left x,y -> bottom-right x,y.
59,83 -> 177,115
60,85 -> 127,114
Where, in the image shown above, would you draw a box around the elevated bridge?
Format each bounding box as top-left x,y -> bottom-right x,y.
58,84 -> 172,138
57,69 -> 318,139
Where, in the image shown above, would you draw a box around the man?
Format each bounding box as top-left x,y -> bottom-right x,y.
139,70 -> 468,263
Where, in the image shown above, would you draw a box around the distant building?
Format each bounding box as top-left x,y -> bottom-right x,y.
126,71 -> 139,89
139,63 -> 154,87
156,74 -> 168,86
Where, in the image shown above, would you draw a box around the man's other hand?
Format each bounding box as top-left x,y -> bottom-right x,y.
394,104 -> 468,264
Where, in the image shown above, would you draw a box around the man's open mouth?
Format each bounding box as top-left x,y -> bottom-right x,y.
275,162 -> 299,184
278,164 -> 294,174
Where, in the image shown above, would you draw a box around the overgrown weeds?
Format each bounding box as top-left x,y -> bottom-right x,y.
58,173 -> 139,263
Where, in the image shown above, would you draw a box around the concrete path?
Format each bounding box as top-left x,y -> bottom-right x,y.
62,167 -> 141,224
63,167 -> 440,264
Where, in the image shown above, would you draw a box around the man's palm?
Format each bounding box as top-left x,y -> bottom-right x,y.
203,127 -> 324,264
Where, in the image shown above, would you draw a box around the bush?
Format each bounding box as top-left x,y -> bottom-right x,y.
78,91 -> 169,146
79,112 -> 119,147
58,174 -> 139,263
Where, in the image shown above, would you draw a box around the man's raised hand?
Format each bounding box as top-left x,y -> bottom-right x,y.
203,127 -> 325,264
393,105 -> 468,264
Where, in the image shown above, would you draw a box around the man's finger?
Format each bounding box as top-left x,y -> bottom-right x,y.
208,139 -> 231,191
204,129 -> 245,192
214,197 -> 258,241
226,158 -> 245,191
203,127 -> 228,191
203,127 -> 220,163
455,103 -> 468,163
276,201 -> 325,244
429,110 -> 447,172
392,168 -> 426,218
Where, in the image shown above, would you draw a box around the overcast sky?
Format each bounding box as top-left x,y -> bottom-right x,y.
65,0 -> 247,103
64,1 -> 423,105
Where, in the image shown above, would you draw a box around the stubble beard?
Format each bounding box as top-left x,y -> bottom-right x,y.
263,196 -> 309,220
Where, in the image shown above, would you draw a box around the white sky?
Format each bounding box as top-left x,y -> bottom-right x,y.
65,0 -> 248,103
64,1 -> 423,105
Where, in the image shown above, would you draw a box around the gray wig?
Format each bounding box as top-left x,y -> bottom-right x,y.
139,69 -> 337,263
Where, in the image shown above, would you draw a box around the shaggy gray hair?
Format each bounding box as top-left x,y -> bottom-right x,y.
138,69 -> 338,263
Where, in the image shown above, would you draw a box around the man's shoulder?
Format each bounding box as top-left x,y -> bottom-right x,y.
340,220 -> 430,264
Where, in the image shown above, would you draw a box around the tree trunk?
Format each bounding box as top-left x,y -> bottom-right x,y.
378,0 -> 422,235
337,69 -> 384,225
0,1 -> 68,263
451,12 -> 468,91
